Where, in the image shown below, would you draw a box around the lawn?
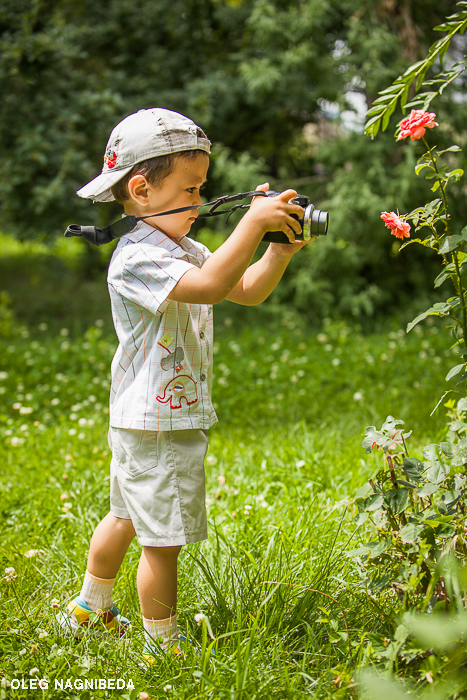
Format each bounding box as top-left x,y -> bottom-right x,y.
0,238 -> 459,698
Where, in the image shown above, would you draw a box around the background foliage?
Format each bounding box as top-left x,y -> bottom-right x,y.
2,0 -> 467,324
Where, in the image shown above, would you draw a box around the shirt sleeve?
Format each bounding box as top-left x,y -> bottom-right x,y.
108,243 -> 195,316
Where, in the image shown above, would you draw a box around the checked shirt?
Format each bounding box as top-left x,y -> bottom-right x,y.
107,221 -> 218,431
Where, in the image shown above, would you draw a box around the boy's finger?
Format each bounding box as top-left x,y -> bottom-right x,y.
252,182 -> 269,202
278,188 -> 297,201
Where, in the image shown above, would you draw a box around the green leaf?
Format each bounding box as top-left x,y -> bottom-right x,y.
400,522 -> 425,543
447,168 -> 464,181
396,479 -> 417,489
434,269 -> 451,288
458,398 -> 467,411
436,523 -> 456,538
383,488 -> 410,515
417,483 -> 440,496
415,163 -> 433,176
363,494 -> 384,511
446,363 -> 465,381
426,461 -> 450,484
431,180 -> 441,192
355,511 -> 369,526
402,457 -> 424,482
440,441 -> 455,456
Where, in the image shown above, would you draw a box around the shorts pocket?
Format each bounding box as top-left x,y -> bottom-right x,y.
111,428 -> 158,477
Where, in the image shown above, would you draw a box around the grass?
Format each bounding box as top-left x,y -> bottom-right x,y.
0,237 -> 460,698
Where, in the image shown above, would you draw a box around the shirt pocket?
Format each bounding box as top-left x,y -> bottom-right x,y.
111,428 -> 158,477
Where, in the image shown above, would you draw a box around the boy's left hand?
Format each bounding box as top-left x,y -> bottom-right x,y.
269,237 -> 316,258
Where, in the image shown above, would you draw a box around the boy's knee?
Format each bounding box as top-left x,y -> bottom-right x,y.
110,514 -> 136,536
144,544 -> 183,558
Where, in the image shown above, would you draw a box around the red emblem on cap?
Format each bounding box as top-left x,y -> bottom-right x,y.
106,151 -> 117,169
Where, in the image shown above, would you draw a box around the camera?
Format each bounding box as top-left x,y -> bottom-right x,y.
262,190 -> 329,244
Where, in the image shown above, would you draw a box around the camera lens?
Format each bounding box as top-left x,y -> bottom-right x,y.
311,208 -> 328,237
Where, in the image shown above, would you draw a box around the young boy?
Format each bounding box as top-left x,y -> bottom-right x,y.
57,108 -> 310,657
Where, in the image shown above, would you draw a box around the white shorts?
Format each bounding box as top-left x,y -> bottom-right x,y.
108,427 -> 209,547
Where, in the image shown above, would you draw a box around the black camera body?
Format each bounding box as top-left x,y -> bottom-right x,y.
262,190 -> 329,244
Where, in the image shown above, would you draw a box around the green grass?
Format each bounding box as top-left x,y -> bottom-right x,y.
0,300 -> 458,698
0,233 -> 461,698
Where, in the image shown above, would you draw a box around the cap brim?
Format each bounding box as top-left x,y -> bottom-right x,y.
76,166 -> 134,202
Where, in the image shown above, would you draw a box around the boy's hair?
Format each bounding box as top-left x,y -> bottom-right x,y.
111,149 -> 208,204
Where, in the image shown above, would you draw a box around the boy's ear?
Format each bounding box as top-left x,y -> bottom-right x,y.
127,174 -> 150,205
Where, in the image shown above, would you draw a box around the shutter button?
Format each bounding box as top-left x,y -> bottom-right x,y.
199,331 -> 205,340
200,373 -> 206,382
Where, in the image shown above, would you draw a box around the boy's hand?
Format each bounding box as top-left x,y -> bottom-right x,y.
246,182 -> 305,244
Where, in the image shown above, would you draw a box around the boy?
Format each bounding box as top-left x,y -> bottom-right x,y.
57,108 -> 310,657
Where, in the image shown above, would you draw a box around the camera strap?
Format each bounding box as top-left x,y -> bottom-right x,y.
64,190 -> 268,246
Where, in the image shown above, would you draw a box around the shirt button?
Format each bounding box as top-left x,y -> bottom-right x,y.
199,331 -> 205,340
200,373 -> 206,382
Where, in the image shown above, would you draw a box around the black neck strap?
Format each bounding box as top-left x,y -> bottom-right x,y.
64,190 -> 267,246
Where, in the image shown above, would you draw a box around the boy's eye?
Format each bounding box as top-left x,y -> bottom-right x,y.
187,184 -> 205,193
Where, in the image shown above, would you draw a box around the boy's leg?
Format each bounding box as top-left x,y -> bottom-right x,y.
87,512 -> 136,579
138,545 -> 182,650
80,513 -> 135,610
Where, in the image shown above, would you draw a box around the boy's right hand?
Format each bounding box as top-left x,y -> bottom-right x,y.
245,183 -> 305,243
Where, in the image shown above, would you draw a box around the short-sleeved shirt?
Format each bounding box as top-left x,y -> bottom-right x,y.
107,221 -> 218,431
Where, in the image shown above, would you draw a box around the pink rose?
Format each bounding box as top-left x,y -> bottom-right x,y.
397,109 -> 439,141
381,211 -> 411,239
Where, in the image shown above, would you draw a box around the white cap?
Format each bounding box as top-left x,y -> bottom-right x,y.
77,108 -> 211,202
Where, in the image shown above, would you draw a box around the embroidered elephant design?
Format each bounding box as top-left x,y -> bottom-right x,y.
156,375 -> 198,409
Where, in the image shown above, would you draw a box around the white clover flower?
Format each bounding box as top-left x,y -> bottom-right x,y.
29,668 -> 39,676
38,679 -> 48,689
87,419 -> 95,427
10,437 -> 23,447
50,398 -> 60,406
331,358 -> 340,366
353,392 -> 363,401
60,341 -> 69,350
38,632 -> 48,638
324,344 -> 333,352
62,503 -> 73,512
69,413 -> 78,421
68,429 -> 76,436
317,333 -> 327,343
0,371 -> 8,380
163,685 -> 172,692
38,323 -> 48,331
78,418 -> 87,427
12,402 -> 21,410
194,613 -> 206,625
139,693 -> 150,700
5,567 -> 16,576
59,328 -> 69,336
19,648 -> 27,656
24,549 -> 45,558
50,598 -> 60,609
19,407 -> 33,415
296,460 -> 306,468
78,433 -> 85,440
88,395 -> 96,402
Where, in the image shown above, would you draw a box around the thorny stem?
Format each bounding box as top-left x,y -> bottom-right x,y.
422,136 -> 467,348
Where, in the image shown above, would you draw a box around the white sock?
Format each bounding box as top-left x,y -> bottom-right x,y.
143,613 -> 178,651
80,570 -> 115,611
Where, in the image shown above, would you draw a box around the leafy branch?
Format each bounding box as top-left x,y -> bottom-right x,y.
364,2 -> 467,139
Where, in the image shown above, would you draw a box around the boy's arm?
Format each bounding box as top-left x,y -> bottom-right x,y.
167,185 -> 304,305
225,238 -> 310,306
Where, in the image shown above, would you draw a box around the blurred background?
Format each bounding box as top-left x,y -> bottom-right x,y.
1,0 -> 466,331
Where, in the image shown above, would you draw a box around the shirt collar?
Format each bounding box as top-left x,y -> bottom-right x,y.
119,221 -> 207,265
